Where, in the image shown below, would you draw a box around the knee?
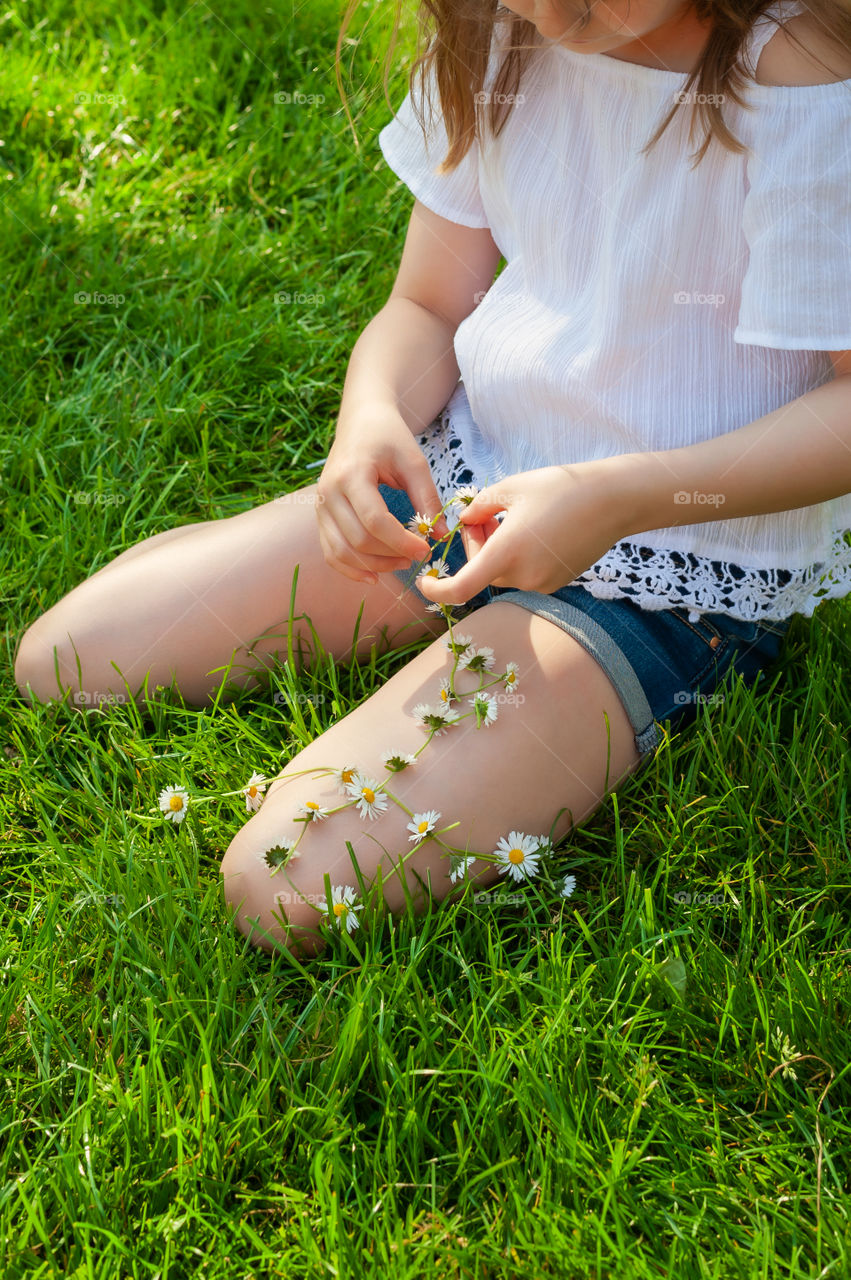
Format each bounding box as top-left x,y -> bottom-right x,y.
14,605 -> 136,709
13,618 -> 70,705
219,832 -> 330,959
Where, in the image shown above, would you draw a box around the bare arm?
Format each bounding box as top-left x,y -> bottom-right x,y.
606,365 -> 851,533
337,298 -> 464,437
337,199 -> 502,434
317,200 -> 502,585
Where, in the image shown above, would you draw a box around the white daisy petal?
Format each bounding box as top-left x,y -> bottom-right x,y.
412,702 -> 433,729
332,764 -> 360,796
469,692 -> 498,727
493,831 -> 541,883
406,809 -> 442,843
257,838 -> 297,873
381,750 -> 417,773
503,662 -> 520,691
243,771 -> 267,812
442,632 -> 473,655
412,703 -> 460,736
159,784 -> 189,824
418,559 -> 451,581
451,484 -> 479,506
344,774 -> 389,820
561,874 -> 576,898
438,678 -> 455,706
457,644 -> 496,673
297,800 -> 329,822
449,853 -> 476,884
329,884 -> 362,933
407,512 -> 435,537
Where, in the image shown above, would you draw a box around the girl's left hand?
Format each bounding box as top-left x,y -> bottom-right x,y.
415,463 -> 629,605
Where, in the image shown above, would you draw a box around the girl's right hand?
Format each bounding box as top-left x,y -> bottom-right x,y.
315,408 -> 451,586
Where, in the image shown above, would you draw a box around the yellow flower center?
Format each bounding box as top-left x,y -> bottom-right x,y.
440,688 -> 448,702
417,521 -> 430,535
363,787 -> 375,804
169,795 -> 184,811
425,566 -> 439,577
508,847 -> 525,864
418,820 -> 429,833
333,902 -> 347,918
341,768 -> 355,783
248,785 -> 258,797
306,801 -> 319,811
507,671 -> 516,685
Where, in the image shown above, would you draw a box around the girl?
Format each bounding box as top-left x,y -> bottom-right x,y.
14,1 -> 851,957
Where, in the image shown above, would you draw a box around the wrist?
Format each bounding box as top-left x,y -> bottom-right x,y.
585,451 -> 686,537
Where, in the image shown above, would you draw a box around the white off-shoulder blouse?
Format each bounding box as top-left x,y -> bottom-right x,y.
377,0 -> 851,622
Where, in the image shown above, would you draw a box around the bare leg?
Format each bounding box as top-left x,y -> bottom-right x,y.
219,600 -> 645,957
13,484 -> 445,707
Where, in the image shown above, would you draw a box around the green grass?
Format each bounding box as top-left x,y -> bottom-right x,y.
2,2 -> 850,1276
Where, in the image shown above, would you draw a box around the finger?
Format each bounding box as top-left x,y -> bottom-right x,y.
415,530 -> 509,605
458,487 -> 514,524
347,478 -> 433,560
460,517 -> 501,560
318,519 -> 413,576
324,491 -> 412,568
318,525 -> 377,586
402,455 -> 451,540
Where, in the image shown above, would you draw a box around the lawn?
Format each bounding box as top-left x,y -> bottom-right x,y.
2,1 -> 850,1276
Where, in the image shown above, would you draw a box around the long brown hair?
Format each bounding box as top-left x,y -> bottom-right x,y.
336,1 -> 851,171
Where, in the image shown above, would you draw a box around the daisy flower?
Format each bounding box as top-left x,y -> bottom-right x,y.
503,662 -> 521,691
332,764 -> 360,795
438,678 -> 455,706
257,839 -> 298,873
381,750 -> 417,773
418,559 -> 450,581
407,810 -> 442,843
297,800 -> 329,822
442,632 -> 473,657
425,601 -> 448,614
449,853 -> 476,884
407,512 -> 436,538
458,644 -> 496,673
451,484 -> 479,507
561,874 -> 576,898
345,774 -> 389,820
533,834 -> 552,853
493,831 -> 541,883
328,884 -> 361,933
412,703 -> 462,737
242,771 -> 267,813
469,691 -> 498,728
159,784 -> 189,824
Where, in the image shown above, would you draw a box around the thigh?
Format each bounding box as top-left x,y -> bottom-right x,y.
15,483 -> 447,707
219,599 -> 644,957
83,520 -> 210,578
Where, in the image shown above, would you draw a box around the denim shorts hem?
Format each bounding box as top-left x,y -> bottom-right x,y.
494,590 -> 661,761
379,480 -> 787,769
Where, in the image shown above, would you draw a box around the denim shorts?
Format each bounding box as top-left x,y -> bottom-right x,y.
378,481 -> 790,767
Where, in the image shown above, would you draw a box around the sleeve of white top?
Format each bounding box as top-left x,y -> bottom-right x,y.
377,57 -> 491,230
734,91 -> 851,351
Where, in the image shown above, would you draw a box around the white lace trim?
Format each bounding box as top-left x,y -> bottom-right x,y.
416,410 -> 851,625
